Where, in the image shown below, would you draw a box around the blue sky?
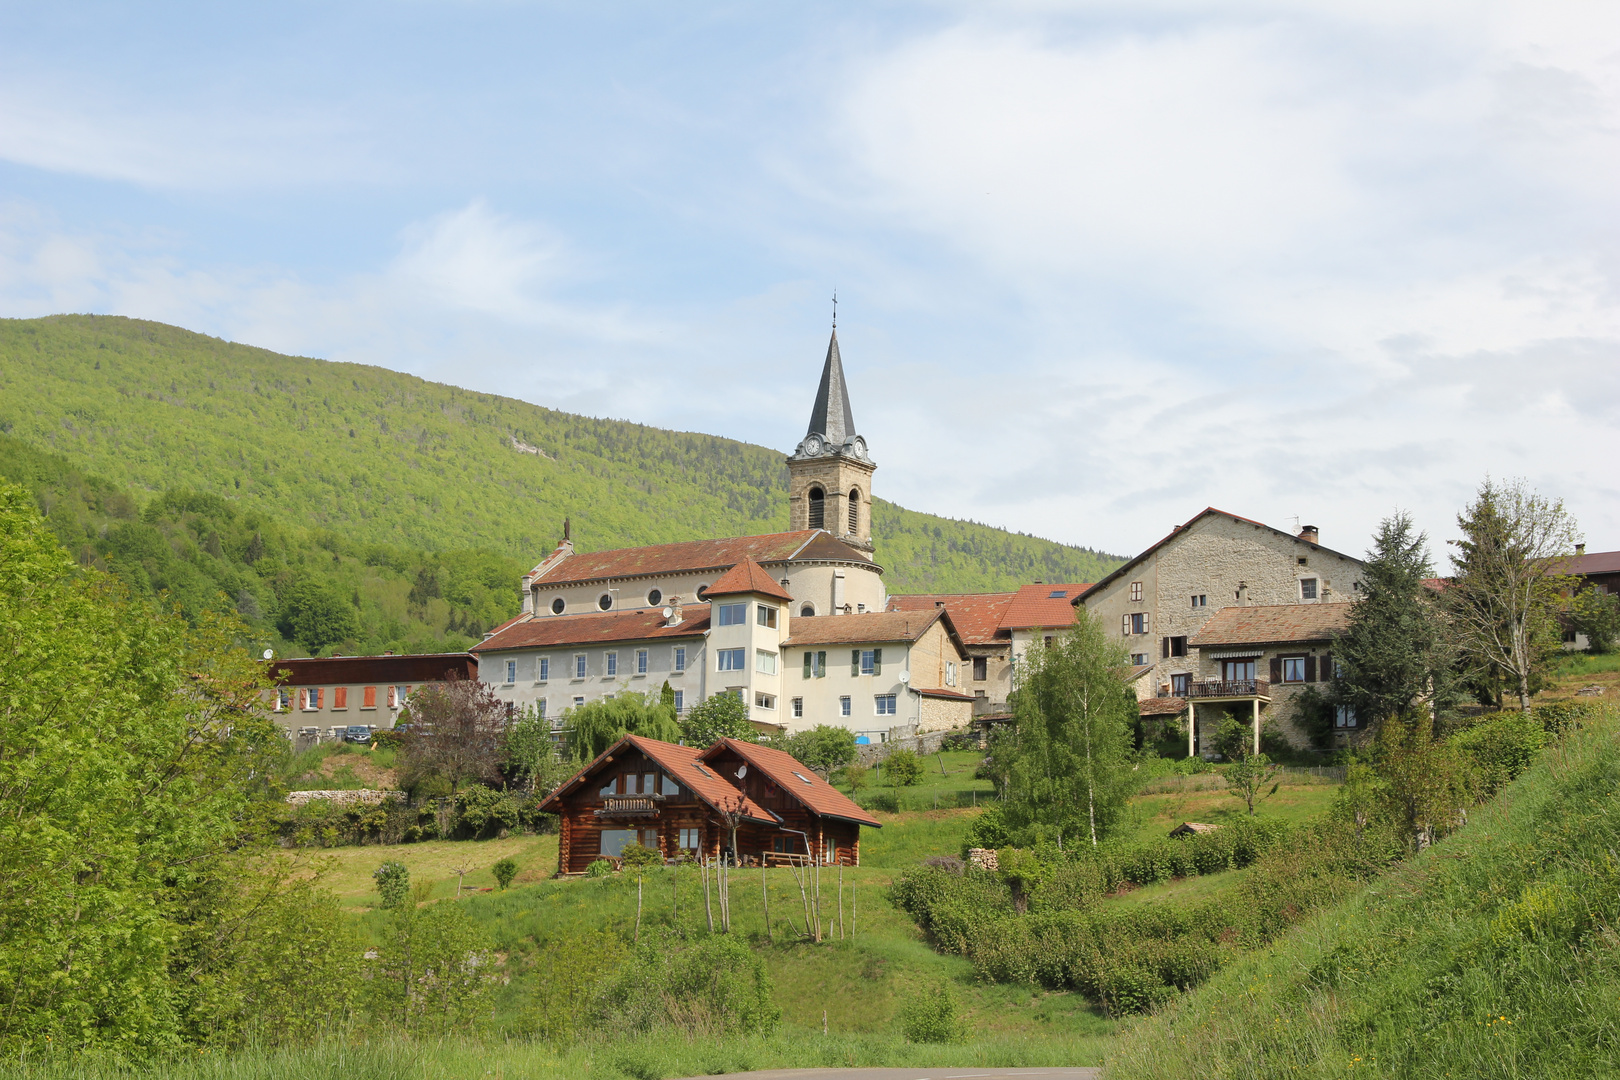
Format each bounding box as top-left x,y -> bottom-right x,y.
1,1 -> 1616,560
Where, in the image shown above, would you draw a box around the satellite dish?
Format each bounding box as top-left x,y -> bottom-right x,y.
898,671 -> 910,683
262,649 -> 274,660
735,764 -> 748,779
662,607 -> 673,619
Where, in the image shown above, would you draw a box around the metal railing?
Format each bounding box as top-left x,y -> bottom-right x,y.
1186,679 -> 1270,698
595,795 -> 663,817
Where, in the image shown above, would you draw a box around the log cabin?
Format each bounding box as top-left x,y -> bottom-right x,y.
539,734 -> 880,874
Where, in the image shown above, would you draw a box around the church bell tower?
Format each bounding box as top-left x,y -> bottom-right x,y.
787,328 -> 876,553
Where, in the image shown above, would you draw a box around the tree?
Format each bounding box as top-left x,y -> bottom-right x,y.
1446,479 -> 1580,711
681,691 -> 756,746
1330,512 -> 1455,728
1215,715 -> 1281,815
564,691 -> 680,761
398,674 -> 507,794
374,861 -> 411,908
1570,587 -> 1620,654
1374,710 -> 1472,851
780,724 -> 858,777
883,747 -> 924,786
504,704 -> 569,796
275,577 -> 360,652
1000,612 -> 1137,846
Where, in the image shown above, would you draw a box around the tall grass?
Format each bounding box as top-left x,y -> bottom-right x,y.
1104,704 -> 1620,1079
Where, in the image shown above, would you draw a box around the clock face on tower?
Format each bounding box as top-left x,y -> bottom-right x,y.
802,434 -> 824,456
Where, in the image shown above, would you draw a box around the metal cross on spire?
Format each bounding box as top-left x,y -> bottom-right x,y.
832,290 -> 837,330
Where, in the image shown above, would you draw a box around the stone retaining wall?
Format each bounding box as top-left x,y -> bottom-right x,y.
284,789 -> 404,807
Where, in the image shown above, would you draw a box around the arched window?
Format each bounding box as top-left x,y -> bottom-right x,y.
551,597 -> 565,615
847,488 -> 860,533
807,486 -> 825,529
800,603 -> 816,617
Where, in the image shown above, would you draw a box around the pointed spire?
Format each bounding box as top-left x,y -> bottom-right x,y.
806,330 -> 857,447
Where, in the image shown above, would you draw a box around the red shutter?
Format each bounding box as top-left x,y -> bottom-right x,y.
1305,655 -> 1318,682
1269,657 -> 1282,684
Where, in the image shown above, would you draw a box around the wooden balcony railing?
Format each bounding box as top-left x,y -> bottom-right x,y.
1186,679 -> 1270,699
595,795 -> 663,817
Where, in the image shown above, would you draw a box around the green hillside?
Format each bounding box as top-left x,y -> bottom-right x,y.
0,314 -> 1121,594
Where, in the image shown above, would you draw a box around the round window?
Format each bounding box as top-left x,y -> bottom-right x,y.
647,588 -> 662,606
551,597 -> 565,615
598,593 -> 613,611
695,584 -> 709,601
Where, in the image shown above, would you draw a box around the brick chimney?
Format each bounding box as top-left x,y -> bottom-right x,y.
1298,525 -> 1319,544
1576,543 -> 1587,557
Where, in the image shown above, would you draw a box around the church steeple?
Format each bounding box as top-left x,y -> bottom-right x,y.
787,325 -> 876,553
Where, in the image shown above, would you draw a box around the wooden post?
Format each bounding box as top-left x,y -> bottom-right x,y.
1252,697 -> 1260,756
672,859 -> 679,930
703,858 -> 714,933
762,864 -> 772,944
851,880 -> 855,939
634,871 -> 643,945
838,862 -> 845,940
793,860 -> 812,938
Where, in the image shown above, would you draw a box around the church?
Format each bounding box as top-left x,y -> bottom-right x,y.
471,331 -> 977,740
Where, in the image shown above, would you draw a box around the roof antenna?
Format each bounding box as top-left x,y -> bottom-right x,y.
831,289 -> 837,331
563,516 -> 571,543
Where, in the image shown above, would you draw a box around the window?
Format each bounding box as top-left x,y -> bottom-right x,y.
1130,653 -> 1149,666
303,688 -> 321,710
673,690 -> 684,712
808,486 -> 825,529
857,603 -> 865,613
756,605 -> 778,628
973,656 -> 988,680
389,685 -> 410,708
678,828 -> 701,851
790,771 -> 814,785
696,584 -> 710,600
1191,594 -> 1207,608
840,696 -> 851,717
1222,659 -> 1256,682
505,701 -> 516,722
538,656 -> 550,682
575,654 -> 587,679
718,648 -> 746,671
647,588 -> 662,606
1298,557 -> 1309,566
538,698 -> 547,719
802,650 -> 826,678
598,593 -> 613,611
673,646 -> 687,672
362,686 -> 376,709
875,694 -> 898,716
551,597 -> 565,614
1045,635 -> 1054,647
717,602 -> 747,626
1048,589 -> 1068,598
1282,656 -> 1307,683
1122,612 -> 1149,635
1335,706 -> 1358,729
756,649 -> 778,674
800,604 -> 815,617
792,697 -> 803,718
848,488 -> 860,533
854,648 -> 882,675
573,695 -> 585,709
606,652 -> 618,677
1130,581 -> 1144,602
1162,636 -> 1187,658
1171,673 -> 1190,696
946,661 -> 957,687
505,660 -> 517,684
332,687 -> 347,709
1300,578 -> 1319,600
636,649 -> 648,674
755,691 -> 776,710
276,688 -> 292,711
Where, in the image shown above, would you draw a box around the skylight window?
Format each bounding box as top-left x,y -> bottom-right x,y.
1048,589 -> 1068,598
692,762 -> 712,777
791,771 -> 814,785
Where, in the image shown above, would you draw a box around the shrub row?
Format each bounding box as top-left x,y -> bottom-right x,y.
263,786 -> 552,847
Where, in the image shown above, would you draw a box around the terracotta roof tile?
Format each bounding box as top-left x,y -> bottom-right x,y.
706,558 -> 794,601
530,530 -> 873,588
915,687 -> 975,701
1137,696 -> 1188,717
701,738 -> 881,827
1187,603 -> 1354,648
781,608 -> 959,650
999,583 -> 1093,630
471,608 -> 708,653
886,593 -> 1014,645
538,735 -> 776,823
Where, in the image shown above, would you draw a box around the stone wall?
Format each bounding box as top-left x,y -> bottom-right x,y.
284,789 -> 404,807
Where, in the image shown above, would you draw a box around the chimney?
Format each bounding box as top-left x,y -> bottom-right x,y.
1236,582 -> 1249,606
665,596 -> 683,626
1576,543 -> 1587,557
935,601 -> 945,609
1298,525 -> 1319,544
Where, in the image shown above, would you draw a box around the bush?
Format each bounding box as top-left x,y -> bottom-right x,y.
883,748 -> 924,786
960,801 -> 1010,857
781,724 -> 858,776
899,982 -> 965,1043
859,789 -> 900,813
491,857 -> 518,890
586,859 -> 614,877
1450,709 -> 1545,797
595,934 -> 780,1038
620,842 -> 663,869
839,762 -> 869,792
373,860 -> 410,908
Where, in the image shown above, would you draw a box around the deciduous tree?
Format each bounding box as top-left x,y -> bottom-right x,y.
563,691 -> 680,761
681,690 -> 756,746
398,674 -> 507,793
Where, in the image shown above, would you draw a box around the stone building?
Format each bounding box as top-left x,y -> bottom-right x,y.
885,592 -> 1016,715
263,652 -> 477,744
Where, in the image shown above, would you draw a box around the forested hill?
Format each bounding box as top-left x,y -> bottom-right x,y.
0,315 -> 1121,594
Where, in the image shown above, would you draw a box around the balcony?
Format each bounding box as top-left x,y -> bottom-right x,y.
1186,679 -> 1270,701
595,795 -> 664,818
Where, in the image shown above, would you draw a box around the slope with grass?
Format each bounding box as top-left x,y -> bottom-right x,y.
0,314 -> 1122,595
1104,704 -> 1620,1079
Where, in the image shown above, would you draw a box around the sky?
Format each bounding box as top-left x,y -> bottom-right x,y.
1,1 -> 1616,562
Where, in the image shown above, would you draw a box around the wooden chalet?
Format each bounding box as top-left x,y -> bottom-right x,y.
539,734 -> 881,874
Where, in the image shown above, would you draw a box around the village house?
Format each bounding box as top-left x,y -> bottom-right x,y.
263,652 -> 477,747
885,592 -> 1016,716
1554,544 -> 1620,650
540,733 -> 881,873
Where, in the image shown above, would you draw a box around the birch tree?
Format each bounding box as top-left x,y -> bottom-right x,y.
1446,479 -> 1579,712
1002,611 -> 1136,846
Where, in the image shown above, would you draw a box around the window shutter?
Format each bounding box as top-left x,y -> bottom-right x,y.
1122,614 -> 1130,636
1305,655 -> 1318,682
1322,652 -> 1333,681
803,652 -> 812,679
852,650 -> 861,676
1142,613 -> 1149,634
1161,636 -> 1169,659
1269,657 -> 1282,684
873,648 -> 882,675
817,651 -> 826,677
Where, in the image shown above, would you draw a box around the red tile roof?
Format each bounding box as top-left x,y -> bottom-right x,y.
1137,696 -> 1188,717
999,583 -> 1092,630
706,558 -> 794,601
538,735 -> 776,823
1187,603 -> 1354,648
781,608 -> 963,652
914,687 -> 975,701
887,593 -> 1015,645
470,608 -> 708,654
701,738 -> 881,827
529,530 -> 873,587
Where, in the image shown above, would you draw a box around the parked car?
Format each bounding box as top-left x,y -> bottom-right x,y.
342,725 -> 374,744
